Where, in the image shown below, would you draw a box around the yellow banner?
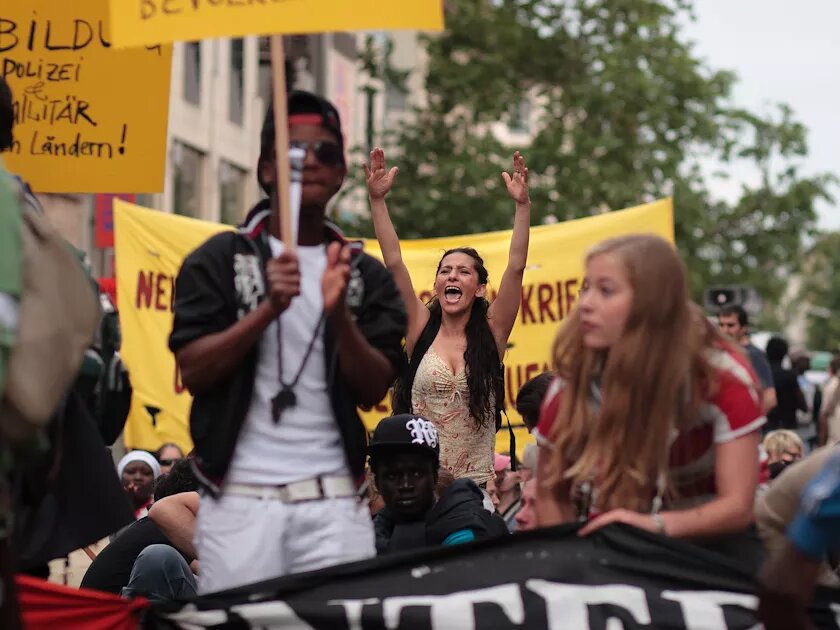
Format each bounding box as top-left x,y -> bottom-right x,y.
1,0 -> 171,193
108,0 -> 444,49
115,198 -> 674,456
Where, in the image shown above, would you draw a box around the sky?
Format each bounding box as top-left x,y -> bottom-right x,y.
682,0 -> 840,230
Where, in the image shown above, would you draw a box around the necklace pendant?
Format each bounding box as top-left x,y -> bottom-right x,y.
271,387 -> 297,423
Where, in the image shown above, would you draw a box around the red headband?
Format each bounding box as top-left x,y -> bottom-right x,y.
288,114 -> 324,127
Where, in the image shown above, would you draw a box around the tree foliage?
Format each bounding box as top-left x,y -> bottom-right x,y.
799,232 -> 840,351
339,0 -> 835,318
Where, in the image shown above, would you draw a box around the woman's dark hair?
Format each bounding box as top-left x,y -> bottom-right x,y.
766,336 -> 789,363
394,247 -> 500,430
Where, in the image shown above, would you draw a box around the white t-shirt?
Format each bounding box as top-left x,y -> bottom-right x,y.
226,237 -> 348,485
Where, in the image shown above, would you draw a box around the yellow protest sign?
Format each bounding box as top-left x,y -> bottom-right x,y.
0,0 -> 171,193
115,201 -> 229,452
115,198 -> 673,456
108,0 -> 444,49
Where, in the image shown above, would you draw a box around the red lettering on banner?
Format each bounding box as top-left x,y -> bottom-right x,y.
506,361 -> 553,407
136,270 -> 154,309
506,366 -> 517,407
537,284 -> 556,323
135,271 -> 177,311
565,279 -> 579,315
518,279 -> 582,325
524,362 -> 540,383
154,273 -> 169,311
566,279 -> 580,313
520,285 -> 537,324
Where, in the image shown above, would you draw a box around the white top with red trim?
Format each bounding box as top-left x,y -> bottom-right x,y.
535,345 -> 766,509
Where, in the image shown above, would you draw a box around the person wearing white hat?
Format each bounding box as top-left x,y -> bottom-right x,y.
117,451 -> 161,519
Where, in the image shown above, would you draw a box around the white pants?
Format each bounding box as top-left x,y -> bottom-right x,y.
195,492 -> 375,594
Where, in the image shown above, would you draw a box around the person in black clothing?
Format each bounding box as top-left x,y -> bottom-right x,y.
766,336 -> 807,432
169,91 -> 406,593
369,414 -> 508,555
80,460 -> 199,596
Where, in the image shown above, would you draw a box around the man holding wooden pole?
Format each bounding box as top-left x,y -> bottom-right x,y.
169,91 -> 407,593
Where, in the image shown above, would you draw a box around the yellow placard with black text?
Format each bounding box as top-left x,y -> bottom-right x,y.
0,0 -> 171,193
108,0 -> 444,49
115,198 -> 674,456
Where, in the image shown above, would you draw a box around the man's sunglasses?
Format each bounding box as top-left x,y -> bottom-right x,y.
159,458 -> 182,466
290,140 -> 343,166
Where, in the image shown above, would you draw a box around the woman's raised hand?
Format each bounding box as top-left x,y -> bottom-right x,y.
363,147 -> 399,201
501,151 -> 530,205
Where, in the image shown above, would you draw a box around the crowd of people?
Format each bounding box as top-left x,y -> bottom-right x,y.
1,74 -> 839,630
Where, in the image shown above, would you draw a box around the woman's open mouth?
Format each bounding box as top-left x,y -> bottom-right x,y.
444,286 -> 462,304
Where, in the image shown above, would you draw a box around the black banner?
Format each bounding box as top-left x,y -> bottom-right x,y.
145,524 -> 840,629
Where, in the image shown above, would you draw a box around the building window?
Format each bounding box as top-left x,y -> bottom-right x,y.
219,161 -> 247,225
508,99 -> 531,134
229,39 -> 245,125
172,142 -> 204,218
385,82 -> 407,112
183,42 -> 202,105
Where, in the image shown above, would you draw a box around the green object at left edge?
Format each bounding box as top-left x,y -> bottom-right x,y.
0,160 -> 23,402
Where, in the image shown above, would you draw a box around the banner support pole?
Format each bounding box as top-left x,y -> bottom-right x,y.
269,35 -> 294,249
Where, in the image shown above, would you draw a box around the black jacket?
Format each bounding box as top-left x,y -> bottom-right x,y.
168,201 -> 406,492
12,391 -> 135,570
374,478 -> 509,555
80,517 -> 186,594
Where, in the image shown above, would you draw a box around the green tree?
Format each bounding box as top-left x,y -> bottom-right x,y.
799,232 -> 840,351
339,0 -> 835,314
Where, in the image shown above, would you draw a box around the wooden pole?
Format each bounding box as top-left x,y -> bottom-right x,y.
269,35 -> 294,249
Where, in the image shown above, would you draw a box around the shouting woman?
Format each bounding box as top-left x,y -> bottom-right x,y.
365,148 -> 531,487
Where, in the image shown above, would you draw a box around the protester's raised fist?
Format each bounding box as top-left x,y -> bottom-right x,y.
322,242 -> 352,314
363,147 -> 399,200
266,251 -> 301,315
501,151 -> 530,205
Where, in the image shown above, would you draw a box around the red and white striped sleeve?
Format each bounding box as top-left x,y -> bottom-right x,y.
708,347 -> 766,444
534,377 -> 564,447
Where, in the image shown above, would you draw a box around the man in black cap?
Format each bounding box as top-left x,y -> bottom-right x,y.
369,414 -> 508,555
169,91 -> 406,593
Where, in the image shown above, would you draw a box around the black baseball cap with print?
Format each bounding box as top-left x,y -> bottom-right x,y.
368,414 -> 441,469
259,90 -> 345,167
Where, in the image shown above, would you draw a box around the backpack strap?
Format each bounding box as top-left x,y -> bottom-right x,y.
505,411 -> 517,472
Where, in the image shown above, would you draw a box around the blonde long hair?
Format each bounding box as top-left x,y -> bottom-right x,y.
545,234 -> 719,512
